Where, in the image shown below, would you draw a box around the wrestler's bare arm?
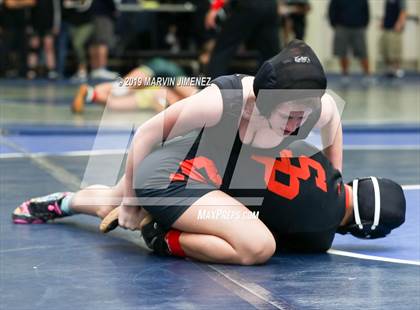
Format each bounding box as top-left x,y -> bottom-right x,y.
316,93 -> 343,172
119,85 -> 224,229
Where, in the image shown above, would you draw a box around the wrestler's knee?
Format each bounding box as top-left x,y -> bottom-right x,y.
83,184 -> 119,218
96,205 -> 116,219
237,232 -> 276,265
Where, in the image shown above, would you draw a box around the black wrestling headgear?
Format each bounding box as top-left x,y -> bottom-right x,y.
337,177 -> 406,239
253,40 -> 327,117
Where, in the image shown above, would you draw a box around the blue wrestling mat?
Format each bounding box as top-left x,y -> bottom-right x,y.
1,78 -> 419,309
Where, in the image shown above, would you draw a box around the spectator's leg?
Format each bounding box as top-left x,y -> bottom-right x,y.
282,17 -> 292,44
291,14 -> 305,40
2,9 -> 28,76
95,44 -> 108,69
17,17 -> 29,77
333,26 -> 350,76
206,7 -> 256,79
0,31 -> 6,76
69,23 -> 94,78
27,35 -> 40,79
360,58 -> 371,76
340,57 -> 350,76
353,28 -> 370,75
2,28 -> 16,75
379,31 -> 390,74
390,31 -> 403,77
255,4 -> 281,68
89,16 -> 117,79
43,34 -> 57,75
56,22 -> 69,78
89,44 -> 100,70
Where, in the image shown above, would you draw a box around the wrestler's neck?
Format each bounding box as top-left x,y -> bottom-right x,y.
340,184 -> 354,227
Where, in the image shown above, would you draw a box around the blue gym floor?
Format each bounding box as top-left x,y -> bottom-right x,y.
1,78 -> 419,309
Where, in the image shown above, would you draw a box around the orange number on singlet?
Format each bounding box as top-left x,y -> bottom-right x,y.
252,150 -> 327,200
170,156 -> 222,187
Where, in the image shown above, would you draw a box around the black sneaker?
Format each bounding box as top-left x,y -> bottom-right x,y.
141,221 -> 170,256
12,192 -> 71,224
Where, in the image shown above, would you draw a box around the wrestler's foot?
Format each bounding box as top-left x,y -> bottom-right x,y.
12,192 -> 72,224
72,84 -> 88,113
141,221 -> 171,256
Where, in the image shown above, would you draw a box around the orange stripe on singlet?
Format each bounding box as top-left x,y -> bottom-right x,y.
344,184 -> 350,209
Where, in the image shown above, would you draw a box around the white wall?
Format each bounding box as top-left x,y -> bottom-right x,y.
302,0 -> 420,72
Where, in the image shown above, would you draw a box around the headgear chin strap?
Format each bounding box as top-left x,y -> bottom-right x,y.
337,177 -> 406,239
352,177 -> 381,231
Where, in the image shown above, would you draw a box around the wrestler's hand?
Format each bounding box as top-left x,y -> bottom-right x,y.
118,204 -> 143,231
100,206 -> 152,233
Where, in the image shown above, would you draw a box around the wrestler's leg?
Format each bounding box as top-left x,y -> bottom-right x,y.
69,176 -> 126,218
104,87 -> 182,111
72,66 -> 154,113
92,82 -> 114,103
90,66 -> 155,104
159,87 -> 183,108
12,176 -> 132,223
122,67 -> 152,89
172,85 -> 198,100
171,191 -> 276,265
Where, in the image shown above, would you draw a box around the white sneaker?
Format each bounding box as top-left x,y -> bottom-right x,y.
48,70 -> 59,80
90,68 -> 119,80
395,69 -> 405,79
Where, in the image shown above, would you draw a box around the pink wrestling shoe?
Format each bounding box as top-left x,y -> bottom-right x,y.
12,192 -> 71,224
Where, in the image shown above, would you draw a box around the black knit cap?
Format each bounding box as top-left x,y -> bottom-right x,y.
253,40 -> 327,116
